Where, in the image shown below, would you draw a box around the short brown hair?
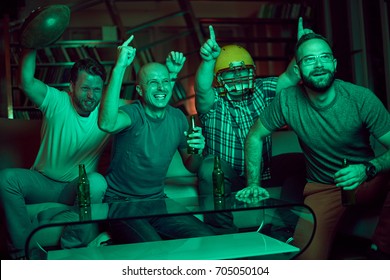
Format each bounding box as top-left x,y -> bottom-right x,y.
70,58 -> 106,84
295,33 -> 332,57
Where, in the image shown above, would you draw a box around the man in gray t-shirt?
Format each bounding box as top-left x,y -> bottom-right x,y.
98,36 -> 214,244
244,33 -> 390,259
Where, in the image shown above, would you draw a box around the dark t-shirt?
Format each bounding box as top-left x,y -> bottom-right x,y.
105,101 -> 188,198
260,79 -> 390,183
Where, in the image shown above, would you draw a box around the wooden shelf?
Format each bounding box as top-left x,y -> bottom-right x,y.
1,0 -> 319,119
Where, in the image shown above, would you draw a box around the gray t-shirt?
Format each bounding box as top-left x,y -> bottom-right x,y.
105,101 -> 188,198
260,79 -> 390,184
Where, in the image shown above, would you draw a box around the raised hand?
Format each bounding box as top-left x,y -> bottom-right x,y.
200,25 -> 221,61
116,35 -> 136,67
297,17 -> 314,41
166,51 -> 186,76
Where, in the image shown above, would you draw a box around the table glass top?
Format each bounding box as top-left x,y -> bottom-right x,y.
26,193 -> 315,260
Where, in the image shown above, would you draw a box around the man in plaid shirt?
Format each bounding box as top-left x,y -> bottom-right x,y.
195,20 -> 311,234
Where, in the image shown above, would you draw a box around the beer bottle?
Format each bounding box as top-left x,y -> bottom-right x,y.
213,155 -> 225,197
187,115 -> 199,154
340,159 -> 356,206
77,164 -> 91,220
214,195 -> 225,210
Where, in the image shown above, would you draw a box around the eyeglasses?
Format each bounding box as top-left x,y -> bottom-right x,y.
142,79 -> 171,89
297,53 -> 334,66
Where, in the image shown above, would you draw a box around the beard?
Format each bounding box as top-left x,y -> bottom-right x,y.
301,69 -> 336,93
72,95 -> 98,116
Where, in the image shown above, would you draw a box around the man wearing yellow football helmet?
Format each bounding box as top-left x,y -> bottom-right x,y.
213,44 -> 256,98
195,18 -> 312,234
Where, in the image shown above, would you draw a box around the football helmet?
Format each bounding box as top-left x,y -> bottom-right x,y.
214,45 -> 256,97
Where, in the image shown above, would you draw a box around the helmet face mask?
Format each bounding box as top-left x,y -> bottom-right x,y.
216,62 -> 255,98
214,45 -> 256,100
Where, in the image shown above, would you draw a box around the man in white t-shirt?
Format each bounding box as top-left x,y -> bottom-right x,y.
0,48 -> 125,259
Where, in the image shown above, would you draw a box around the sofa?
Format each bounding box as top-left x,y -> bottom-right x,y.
0,117 -> 385,257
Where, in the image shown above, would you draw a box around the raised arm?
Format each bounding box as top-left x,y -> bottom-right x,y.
194,25 -> 221,114
236,118 -> 272,198
166,51 -> 186,87
276,17 -> 313,93
98,36 -> 136,134
19,48 -> 48,107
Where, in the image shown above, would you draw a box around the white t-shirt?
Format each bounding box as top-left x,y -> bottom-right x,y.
32,85 -> 109,182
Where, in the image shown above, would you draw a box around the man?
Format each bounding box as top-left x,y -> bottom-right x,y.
0,47 -> 119,259
194,18 -> 311,233
98,36 -> 214,244
244,32 -> 390,259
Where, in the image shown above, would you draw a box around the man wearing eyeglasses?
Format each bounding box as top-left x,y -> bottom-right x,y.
98,36 -> 214,244
244,32 -> 390,259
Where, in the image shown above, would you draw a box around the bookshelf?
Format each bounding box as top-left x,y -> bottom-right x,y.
1,1 -> 204,119
198,1 -> 319,77
1,1 -> 388,118
1,0 -> 323,119
6,37 -> 195,119
8,40 -> 129,119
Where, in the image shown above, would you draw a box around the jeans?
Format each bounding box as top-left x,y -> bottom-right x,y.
197,153 -> 306,234
0,168 -> 106,256
104,194 -> 214,244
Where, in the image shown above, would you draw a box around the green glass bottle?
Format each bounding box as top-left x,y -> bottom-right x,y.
77,164 -> 91,220
187,115 -> 199,154
213,155 -> 225,197
214,195 -> 225,210
341,159 -> 356,206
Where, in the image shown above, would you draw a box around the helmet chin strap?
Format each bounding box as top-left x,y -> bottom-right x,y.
217,66 -> 255,99
226,88 -> 252,101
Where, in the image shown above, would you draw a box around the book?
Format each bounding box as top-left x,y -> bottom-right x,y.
43,48 -> 56,63
51,47 -> 67,62
60,46 -> 71,62
84,47 -> 102,61
65,47 -> 80,62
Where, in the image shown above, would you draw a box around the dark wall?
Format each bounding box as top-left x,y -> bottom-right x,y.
328,0 -> 353,83
0,1 -> 25,20
327,0 -> 388,106
362,0 -> 387,105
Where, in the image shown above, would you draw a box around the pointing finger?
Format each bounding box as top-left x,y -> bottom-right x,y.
209,25 -> 216,42
122,35 -> 134,47
297,17 -> 303,35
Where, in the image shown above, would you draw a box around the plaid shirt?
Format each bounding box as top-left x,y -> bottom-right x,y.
199,77 -> 278,179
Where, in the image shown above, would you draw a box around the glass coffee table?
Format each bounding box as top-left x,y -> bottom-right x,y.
25,193 -> 315,260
